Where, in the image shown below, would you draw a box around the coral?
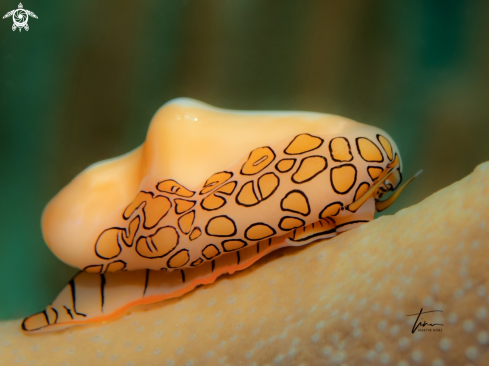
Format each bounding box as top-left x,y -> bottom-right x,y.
1,161 -> 488,365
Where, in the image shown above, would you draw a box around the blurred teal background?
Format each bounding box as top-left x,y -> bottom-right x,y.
1,0 -> 488,320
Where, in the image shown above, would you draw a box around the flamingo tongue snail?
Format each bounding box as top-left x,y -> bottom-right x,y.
22,99 -> 420,333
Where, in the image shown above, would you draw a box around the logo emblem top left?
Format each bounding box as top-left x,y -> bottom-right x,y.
3,3 -> 38,32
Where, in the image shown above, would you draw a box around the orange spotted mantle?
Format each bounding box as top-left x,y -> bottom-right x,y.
22,99 -> 414,333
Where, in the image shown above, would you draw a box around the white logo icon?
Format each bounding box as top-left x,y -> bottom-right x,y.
3,3 -> 37,32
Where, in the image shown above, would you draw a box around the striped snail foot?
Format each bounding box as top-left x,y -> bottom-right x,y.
22,235 -> 295,333
22,305 -> 82,333
286,218 -> 338,245
22,271 -> 145,333
22,312 -> 58,332
21,275 -> 94,333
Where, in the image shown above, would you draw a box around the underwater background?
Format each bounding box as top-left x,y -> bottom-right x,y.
0,0 -> 488,320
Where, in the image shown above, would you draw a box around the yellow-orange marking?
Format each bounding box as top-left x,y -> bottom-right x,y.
387,154 -> 400,169
276,158 -> 296,173
178,211 -> 195,234
354,182 -> 370,201
281,190 -> 310,216
121,216 -> 140,246
201,193 -> 226,211
284,134 -> 323,155
84,265 -> 103,273
200,171 -> 233,195
202,244 -> 220,259
189,227 -> 202,241
136,226 -> 179,258
123,191 -> 151,219
245,223 -> 276,241
329,137 -> 353,162
216,181 -> 237,195
167,249 -> 190,268
257,172 -> 279,200
222,239 -> 247,252
319,202 -> 342,219
236,181 -> 259,206
190,258 -> 203,266
292,156 -> 327,183
241,147 -> 276,175
174,199 -> 196,214
356,138 -> 383,162
106,261 -> 126,272
331,164 -> 357,194
157,179 -> 195,197
95,228 -> 121,259
279,216 -> 305,231
206,216 -> 237,237
143,195 -> 171,228
368,166 -> 383,181
377,135 -> 393,161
